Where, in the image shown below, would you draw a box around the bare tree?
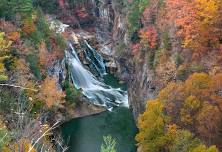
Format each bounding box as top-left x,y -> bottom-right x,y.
4,91 -> 68,152
0,83 -> 38,92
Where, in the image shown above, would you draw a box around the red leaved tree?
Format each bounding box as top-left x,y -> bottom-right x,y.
166,0 -> 222,55
139,26 -> 158,49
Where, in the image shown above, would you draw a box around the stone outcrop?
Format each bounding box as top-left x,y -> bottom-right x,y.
82,0 -> 156,120
89,0 -> 157,120
55,0 -> 156,121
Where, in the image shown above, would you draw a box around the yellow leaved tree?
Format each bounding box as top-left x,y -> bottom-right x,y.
0,32 -> 12,81
136,99 -> 166,152
13,138 -> 37,152
39,77 -> 65,107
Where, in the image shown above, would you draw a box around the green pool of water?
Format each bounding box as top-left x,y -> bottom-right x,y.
62,73 -> 137,152
102,74 -> 127,91
61,107 -> 137,152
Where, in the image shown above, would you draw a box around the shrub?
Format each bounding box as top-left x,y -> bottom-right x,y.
128,0 -> 150,37
36,10 -> 51,39
26,54 -> 41,79
29,30 -> 42,46
0,0 -> 14,20
67,0 -> 89,6
148,50 -> 155,69
33,0 -> 58,14
113,0 -> 128,13
0,87 -> 16,113
174,52 -> 184,67
189,65 -> 206,73
162,31 -> 171,50
0,0 -> 33,21
176,64 -> 189,81
22,17 -> 36,36
0,126 -> 10,151
139,26 -> 158,49
39,77 -> 65,107
0,75 -> 8,81
3,56 -> 16,71
55,33 -> 66,50
7,31 -> 20,41
31,100 -> 44,114
177,64 -> 206,81
63,80 -> 81,105
27,9 -> 52,48
116,42 -> 126,53
153,49 -> 165,69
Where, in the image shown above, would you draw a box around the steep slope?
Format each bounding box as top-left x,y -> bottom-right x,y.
88,0 -> 222,151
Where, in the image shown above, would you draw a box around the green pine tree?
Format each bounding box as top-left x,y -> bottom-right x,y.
100,135 -> 117,152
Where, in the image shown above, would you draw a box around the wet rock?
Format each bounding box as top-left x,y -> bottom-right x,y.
106,59 -> 117,74
47,59 -> 66,90
92,0 -> 156,122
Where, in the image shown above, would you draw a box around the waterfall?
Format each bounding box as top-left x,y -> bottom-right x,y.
84,40 -> 106,76
65,43 -> 128,110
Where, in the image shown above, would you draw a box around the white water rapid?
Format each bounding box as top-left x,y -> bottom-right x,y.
65,43 -> 128,110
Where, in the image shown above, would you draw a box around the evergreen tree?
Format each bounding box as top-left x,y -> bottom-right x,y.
100,135 -> 117,152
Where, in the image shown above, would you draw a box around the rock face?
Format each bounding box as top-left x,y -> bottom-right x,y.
89,0 -> 156,120
48,59 -> 66,90
57,0 -> 154,120
73,0 -> 156,120
90,0 -> 157,119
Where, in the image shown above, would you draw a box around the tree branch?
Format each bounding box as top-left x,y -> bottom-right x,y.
0,84 -> 38,92
0,133 -> 7,143
28,121 -> 60,152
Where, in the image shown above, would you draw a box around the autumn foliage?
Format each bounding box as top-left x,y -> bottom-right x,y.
166,0 -> 222,54
137,73 -> 222,151
39,41 -> 48,67
58,0 -> 65,9
39,40 -> 64,70
14,138 -> 37,152
0,1 -> 70,152
134,2 -> 222,149
7,31 -> 20,41
129,0 -> 159,56
22,18 -> 36,36
0,32 -> 12,81
76,7 -> 89,18
39,77 -> 65,107
136,97 -> 219,152
139,26 -> 158,49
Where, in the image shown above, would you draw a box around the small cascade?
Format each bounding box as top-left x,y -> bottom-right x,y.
83,40 -> 106,76
65,43 -> 128,110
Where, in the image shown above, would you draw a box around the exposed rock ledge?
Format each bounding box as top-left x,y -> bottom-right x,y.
54,100 -> 105,124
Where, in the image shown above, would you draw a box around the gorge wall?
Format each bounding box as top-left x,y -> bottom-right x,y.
47,0 -> 222,149
60,0 -> 157,120
90,0 -> 157,120
53,0 -> 166,120
93,0 -> 156,120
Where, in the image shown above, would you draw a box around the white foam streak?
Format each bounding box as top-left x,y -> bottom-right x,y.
65,43 -> 128,109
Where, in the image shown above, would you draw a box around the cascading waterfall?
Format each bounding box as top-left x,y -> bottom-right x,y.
65,43 -> 128,110
83,40 -> 106,76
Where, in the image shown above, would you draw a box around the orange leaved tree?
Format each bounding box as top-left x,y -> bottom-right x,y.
39,77 -> 65,107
